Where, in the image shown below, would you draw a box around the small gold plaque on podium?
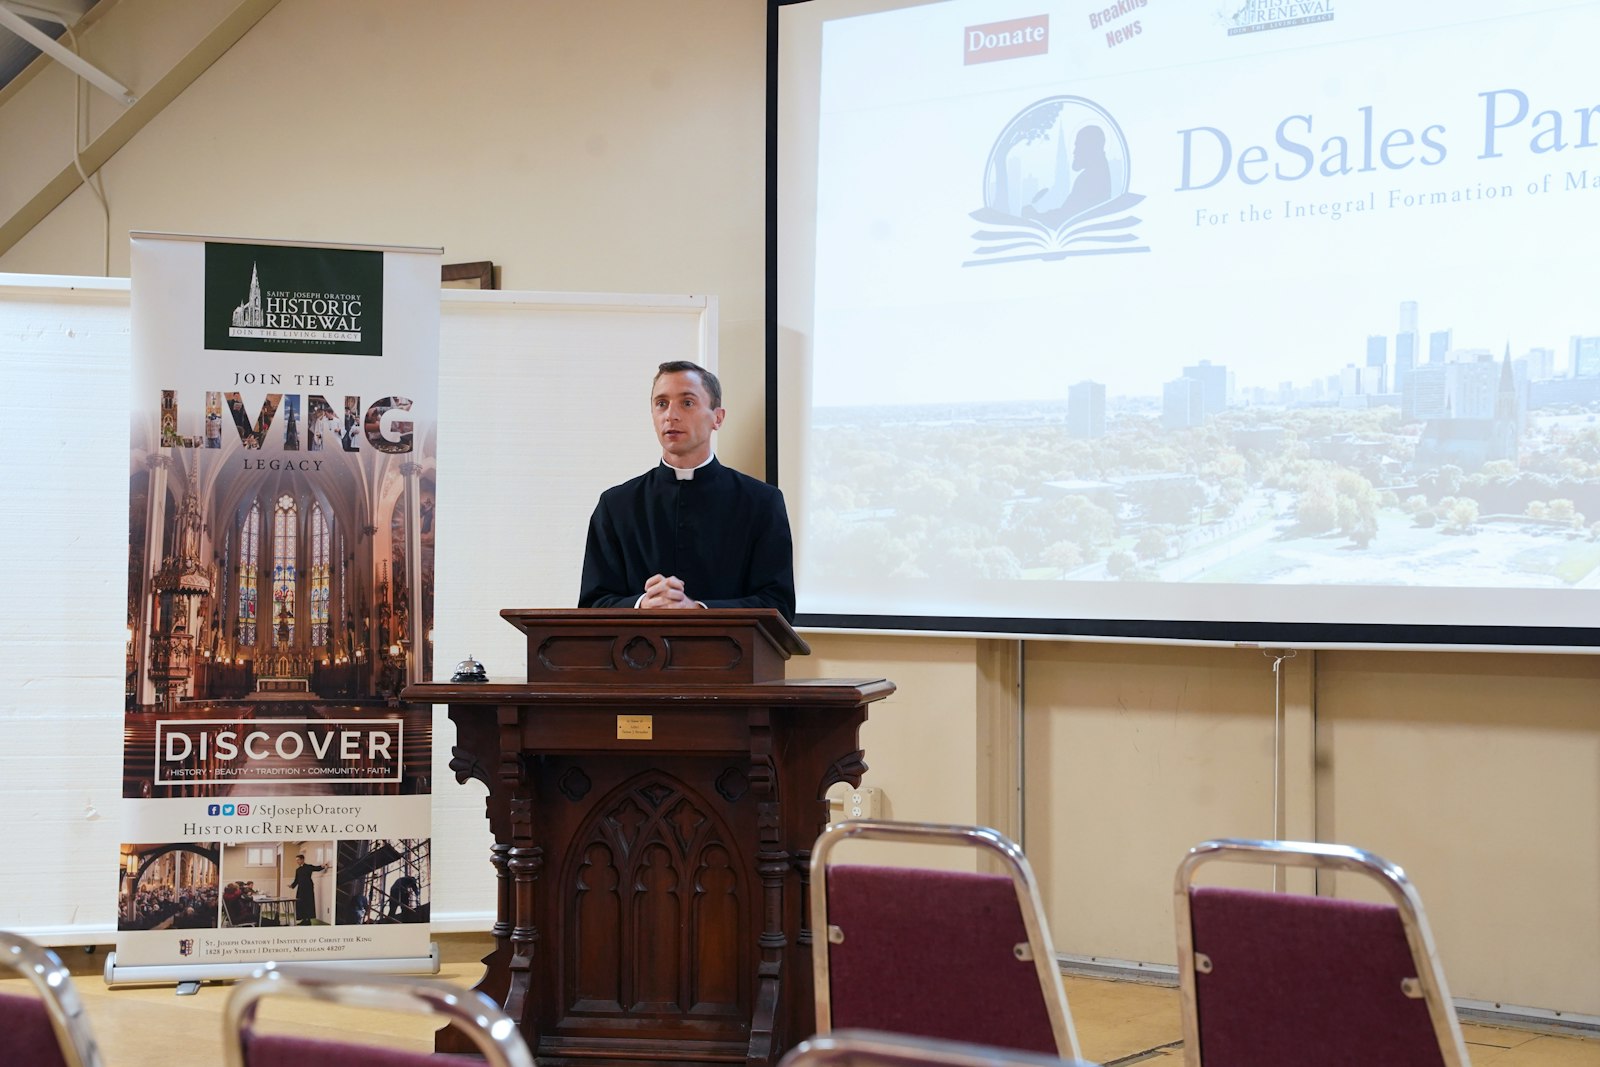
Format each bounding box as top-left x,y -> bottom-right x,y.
617,714 -> 653,740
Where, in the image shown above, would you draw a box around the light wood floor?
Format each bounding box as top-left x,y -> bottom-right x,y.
6,933 -> 1597,1065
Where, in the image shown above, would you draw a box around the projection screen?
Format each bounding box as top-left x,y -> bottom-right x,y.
771,0 -> 1600,646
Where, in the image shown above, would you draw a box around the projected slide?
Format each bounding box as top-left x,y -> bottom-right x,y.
775,0 -> 1600,640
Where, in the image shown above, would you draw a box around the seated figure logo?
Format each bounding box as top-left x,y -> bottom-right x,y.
967,95 -> 1149,266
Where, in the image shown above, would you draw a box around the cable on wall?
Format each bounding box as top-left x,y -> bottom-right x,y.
1264,647 -> 1298,891
1016,638 -> 1026,851
61,25 -> 111,276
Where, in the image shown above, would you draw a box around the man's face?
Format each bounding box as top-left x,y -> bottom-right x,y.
652,370 -> 725,467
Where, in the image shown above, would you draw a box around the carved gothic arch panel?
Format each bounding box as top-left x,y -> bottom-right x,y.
559,769 -> 752,1022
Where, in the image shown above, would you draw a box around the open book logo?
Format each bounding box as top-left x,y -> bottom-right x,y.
966,95 -> 1149,266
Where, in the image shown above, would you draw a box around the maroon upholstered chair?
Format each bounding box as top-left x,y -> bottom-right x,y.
780,1029 -> 1099,1067
0,931 -> 103,1067
1174,838 -> 1470,1067
222,963 -> 533,1067
809,820 -> 1081,1061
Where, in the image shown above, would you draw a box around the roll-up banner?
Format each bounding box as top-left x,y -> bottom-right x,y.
111,234 -> 441,983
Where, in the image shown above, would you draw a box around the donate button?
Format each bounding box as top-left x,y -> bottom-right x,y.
965,15 -> 1049,66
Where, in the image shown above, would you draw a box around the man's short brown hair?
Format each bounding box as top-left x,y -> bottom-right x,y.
655,360 -> 722,409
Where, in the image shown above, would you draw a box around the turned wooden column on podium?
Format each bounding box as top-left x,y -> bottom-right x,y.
404,609 -> 894,1067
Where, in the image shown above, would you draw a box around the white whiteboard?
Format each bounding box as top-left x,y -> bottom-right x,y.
0,275 -> 716,940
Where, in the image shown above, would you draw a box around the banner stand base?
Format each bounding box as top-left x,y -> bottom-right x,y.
103,941 -> 442,987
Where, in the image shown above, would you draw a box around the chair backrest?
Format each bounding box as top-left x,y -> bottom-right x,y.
0,930 -> 103,1067
780,1029 -> 1100,1067
810,819 -> 1080,1061
222,893 -> 253,928
1174,838 -> 1471,1067
221,964 -> 533,1067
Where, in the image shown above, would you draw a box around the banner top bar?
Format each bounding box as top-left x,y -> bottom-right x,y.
129,231 -> 443,256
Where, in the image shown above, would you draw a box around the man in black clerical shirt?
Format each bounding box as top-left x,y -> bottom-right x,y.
579,361 -> 796,621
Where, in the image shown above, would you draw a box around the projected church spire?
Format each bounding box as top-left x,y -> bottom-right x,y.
1494,343 -> 1517,424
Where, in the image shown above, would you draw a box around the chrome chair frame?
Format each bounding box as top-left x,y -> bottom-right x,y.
780,1029 -> 1098,1067
1173,838 -> 1471,1067
221,963 -> 533,1067
809,819 -> 1082,1062
0,930 -> 103,1067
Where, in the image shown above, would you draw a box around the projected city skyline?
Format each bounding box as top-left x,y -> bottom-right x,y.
817,298 -> 1600,420
806,378 -> 1600,593
804,296 -> 1600,595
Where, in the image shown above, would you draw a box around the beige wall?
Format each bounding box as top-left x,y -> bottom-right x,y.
4,0 -> 1598,1018
1023,642 -> 1600,1015
1314,650 -> 1600,1013
791,633 -> 1020,872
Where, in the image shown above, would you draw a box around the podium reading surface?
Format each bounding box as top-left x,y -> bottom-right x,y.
404,609 -> 894,1067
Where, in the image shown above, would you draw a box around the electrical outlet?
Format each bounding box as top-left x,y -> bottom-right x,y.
825,782 -> 884,822
846,785 -> 882,820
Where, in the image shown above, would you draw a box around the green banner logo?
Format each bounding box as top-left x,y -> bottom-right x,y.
205,243 -> 384,356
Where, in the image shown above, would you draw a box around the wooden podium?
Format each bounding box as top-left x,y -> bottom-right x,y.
404,609 -> 894,1067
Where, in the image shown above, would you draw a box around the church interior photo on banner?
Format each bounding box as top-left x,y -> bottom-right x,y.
125,409 -> 436,744
3,1 -> 1600,1065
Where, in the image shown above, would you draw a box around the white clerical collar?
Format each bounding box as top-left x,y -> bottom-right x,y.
663,454 -> 715,481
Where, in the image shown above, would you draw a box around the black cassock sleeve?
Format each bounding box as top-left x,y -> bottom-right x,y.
694,485 -> 795,620
578,484 -> 645,611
